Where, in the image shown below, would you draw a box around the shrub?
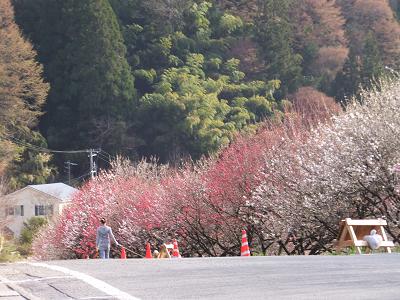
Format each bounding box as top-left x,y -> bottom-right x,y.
18,216 -> 48,256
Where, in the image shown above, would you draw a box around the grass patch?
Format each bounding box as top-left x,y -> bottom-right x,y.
0,239 -> 22,263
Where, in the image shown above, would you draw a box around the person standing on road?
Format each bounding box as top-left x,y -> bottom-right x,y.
96,217 -> 119,259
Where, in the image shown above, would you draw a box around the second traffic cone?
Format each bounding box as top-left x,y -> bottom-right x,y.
145,242 -> 152,259
120,247 -> 127,259
240,230 -> 250,256
172,239 -> 181,258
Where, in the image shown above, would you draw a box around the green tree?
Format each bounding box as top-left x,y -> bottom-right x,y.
18,216 -> 48,256
392,0 -> 400,20
14,0 -> 136,157
124,1 -> 284,161
20,216 -> 48,245
137,54 -> 234,161
333,33 -> 385,101
6,134 -> 54,191
137,52 -> 281,161
254,0 -> 303,96
332,48 -> 362,101
361,32 -> 384,88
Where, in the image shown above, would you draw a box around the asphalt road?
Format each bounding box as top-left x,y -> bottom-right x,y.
1,254 -> 399,300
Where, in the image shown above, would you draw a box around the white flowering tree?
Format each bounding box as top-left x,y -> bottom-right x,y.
253,77 -> 400,254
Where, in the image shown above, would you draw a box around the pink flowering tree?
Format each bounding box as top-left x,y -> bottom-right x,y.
33,158 -> 171,259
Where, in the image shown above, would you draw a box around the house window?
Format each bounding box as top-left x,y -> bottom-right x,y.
35,205 -> 44,216
35,205 -> 53,216
5,207 -> 14,216
14,205 -> 24,216
5,206 -> 24,217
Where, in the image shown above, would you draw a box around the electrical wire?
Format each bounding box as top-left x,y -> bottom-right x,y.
65,172 -> 92,185
2,134 -> 92,154
2,134 -> 113,163
2,133 -> 107,185
2,133 -> 117,184
97,152 -> 112,165
100,150 -> 112,159
97,154 -> 111,165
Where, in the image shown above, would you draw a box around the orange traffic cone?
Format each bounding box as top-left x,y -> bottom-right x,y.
120,247 -> 127,259
240,230 -> 250,256
172,239 -> 181,258
145,242 -> 152,259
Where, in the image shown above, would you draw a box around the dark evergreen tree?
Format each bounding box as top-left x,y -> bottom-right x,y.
333,32 -> 385,101
389,0 -> 400,20
361,32 -> 384,88
13,0 -> 136,156
332,48 -> 361,101
254,0 -> 303,96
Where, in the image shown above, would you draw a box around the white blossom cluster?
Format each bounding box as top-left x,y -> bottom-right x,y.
253,78 -> 400,254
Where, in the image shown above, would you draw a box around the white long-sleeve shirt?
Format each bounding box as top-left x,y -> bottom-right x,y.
96,225 -> 117,250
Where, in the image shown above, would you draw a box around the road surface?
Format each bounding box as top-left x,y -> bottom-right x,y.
1,254 -> 399,299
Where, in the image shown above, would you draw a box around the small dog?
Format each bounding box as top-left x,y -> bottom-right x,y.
157,244 -> 171,258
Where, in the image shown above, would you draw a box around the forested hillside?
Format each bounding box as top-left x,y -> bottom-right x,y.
1,0 -> 399,190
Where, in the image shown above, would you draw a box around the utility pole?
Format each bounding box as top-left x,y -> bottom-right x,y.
88,149 -> 101,179
64,161 -> 78,185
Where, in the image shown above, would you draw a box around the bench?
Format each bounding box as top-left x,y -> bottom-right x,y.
336,218 -> 394,254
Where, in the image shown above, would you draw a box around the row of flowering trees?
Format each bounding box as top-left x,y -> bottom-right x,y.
253,79 -> 400,254
33,79 -> 400,259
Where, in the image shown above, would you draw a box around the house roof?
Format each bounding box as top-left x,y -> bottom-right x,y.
27,183 -> 78,202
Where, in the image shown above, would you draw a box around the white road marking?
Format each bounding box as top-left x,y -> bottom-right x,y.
28,262 -> 140,300
79,297 -> 119,300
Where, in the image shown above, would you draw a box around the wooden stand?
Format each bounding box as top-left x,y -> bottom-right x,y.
336,218 -> 394,254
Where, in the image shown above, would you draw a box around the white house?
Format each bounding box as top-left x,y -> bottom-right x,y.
0,183 -> 78,237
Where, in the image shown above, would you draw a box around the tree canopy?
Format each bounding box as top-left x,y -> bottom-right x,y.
3,0 -> 399,185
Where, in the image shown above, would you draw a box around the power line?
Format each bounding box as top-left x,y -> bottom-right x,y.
2,135 -> 114,165
97,152 -> 112,165
100,150 -> 113,159
2,133 -> 103,160
1,133 -> 103,181
65,172 -> 92,186
97,154 -> 111,165
1,134 -> 93,154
